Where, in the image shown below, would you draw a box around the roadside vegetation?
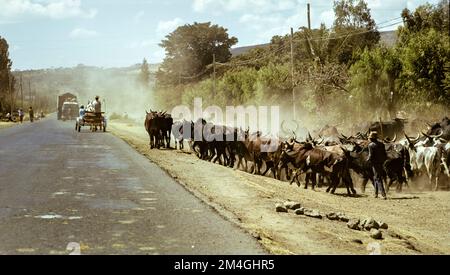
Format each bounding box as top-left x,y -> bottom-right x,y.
154,0 -> 449,126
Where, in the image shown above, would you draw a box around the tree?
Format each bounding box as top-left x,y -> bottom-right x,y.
139,58 -> 150,89
157,22 -> 238,86
349,46 -> 402,119
398,29 -> 449,105
0,36 -> 14,113
331,0 -> 380,64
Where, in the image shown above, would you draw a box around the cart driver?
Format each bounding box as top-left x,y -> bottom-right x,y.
93,96 -> 102,116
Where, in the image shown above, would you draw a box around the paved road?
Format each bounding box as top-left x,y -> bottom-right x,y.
0,116 -> 265,255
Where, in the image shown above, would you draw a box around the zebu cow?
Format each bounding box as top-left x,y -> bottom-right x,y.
278,142 -> 353,195
145,110 -> 173,149
404,134 -> 445,191
145,110 -> 162,149
172,119 -> 194,150
426,117 -> 450,141
160,113 -> 173,148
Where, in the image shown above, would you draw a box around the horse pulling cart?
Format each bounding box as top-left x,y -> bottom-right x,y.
75,112 -> 107,132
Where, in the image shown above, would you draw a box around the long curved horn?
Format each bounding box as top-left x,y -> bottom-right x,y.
308,132 -> 313,142
421,131 -> 432,139
384,134 -> 397,143
391,133 -> 397,143
411,133 -> 421,142
428,128 -> 444,139
404,133 -> 412,144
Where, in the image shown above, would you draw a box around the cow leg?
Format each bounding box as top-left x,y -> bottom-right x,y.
236,157 -> 242,170
361,178 -> 369,193
435,174 -> 439,191
262,162 -> 271,176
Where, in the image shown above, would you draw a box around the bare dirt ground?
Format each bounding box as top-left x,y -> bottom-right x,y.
109,120 -> 450,255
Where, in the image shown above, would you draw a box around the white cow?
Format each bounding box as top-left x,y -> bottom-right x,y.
404,135 -> 448,190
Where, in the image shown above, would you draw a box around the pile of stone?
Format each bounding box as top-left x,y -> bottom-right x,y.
347,217 -> 388,240
275,202 -> 389,240
275,201 -> 323,219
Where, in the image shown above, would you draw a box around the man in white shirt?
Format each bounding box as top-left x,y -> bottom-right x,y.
93,96 -> 102,115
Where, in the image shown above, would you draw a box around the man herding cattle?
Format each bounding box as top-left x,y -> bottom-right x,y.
367,131 -> 387,200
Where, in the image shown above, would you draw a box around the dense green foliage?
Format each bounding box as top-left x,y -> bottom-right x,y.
156,22 -> 238,86
0,36 -> 15,113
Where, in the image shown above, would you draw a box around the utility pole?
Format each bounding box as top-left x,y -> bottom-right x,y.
290,27 -> 296,120
28,80 -> 31,107
307,3 -> 311,30
213,53 -> 216,99
20,75 -> 23,108
8,74 -> 13,114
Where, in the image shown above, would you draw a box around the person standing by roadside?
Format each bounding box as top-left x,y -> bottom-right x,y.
367,131 -> 387,200
18,109 -> 24,123
29,106 -> 34,123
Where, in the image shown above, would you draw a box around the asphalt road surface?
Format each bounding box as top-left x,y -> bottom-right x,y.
0,116 -> 265,255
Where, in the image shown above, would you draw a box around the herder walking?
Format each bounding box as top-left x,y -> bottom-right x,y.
367,131 -> 387,199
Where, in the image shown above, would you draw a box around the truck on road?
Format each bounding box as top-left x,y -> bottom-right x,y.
57,93 -> 78,120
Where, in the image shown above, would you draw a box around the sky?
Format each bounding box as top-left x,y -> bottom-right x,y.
0,0 -> 442,70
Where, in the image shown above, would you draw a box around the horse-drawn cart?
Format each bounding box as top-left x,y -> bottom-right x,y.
75,112 -> 107,132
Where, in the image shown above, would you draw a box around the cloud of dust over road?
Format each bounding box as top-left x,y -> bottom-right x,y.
74,66 -> 156,123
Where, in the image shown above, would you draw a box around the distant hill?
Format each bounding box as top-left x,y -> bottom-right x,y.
231,43 -> 270,56
230,31 -> 398,57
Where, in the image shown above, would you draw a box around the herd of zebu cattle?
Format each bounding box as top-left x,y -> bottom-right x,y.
145,110 -> 450,195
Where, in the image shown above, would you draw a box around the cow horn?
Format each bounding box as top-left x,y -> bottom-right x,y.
384,134 -> 397,143
429,128 -> 444,139
307,132 -> 313,142
409,133 -> 421,142
146,110 -> 149,114
317,136 -> 324,145
391,134 -> 397,143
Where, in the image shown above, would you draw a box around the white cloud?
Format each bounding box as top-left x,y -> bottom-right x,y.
0,0 -> 97,20
69,28 -> 97,39
156,17 -> 184,36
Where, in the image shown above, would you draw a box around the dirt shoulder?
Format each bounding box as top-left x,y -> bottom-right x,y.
109,120 -> 450,255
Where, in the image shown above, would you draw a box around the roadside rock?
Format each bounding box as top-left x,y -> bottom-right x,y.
337,213 -> 350,222
284,201 -> 301,210
347,219 -> 361,230
363,218 -> 379,231
304,209 -> 322,219
370,229 -> 383,240
294,208 -> 305,215
379,222 -> 388,230
326,212 -> 339,221
275,204 -> 288,213
352,239 -> 363,244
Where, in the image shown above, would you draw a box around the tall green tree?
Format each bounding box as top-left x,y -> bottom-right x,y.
0,36 -> 14,113
349,46 -> 401,119
331,0 -> 380,64
157,22 -> 238,86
